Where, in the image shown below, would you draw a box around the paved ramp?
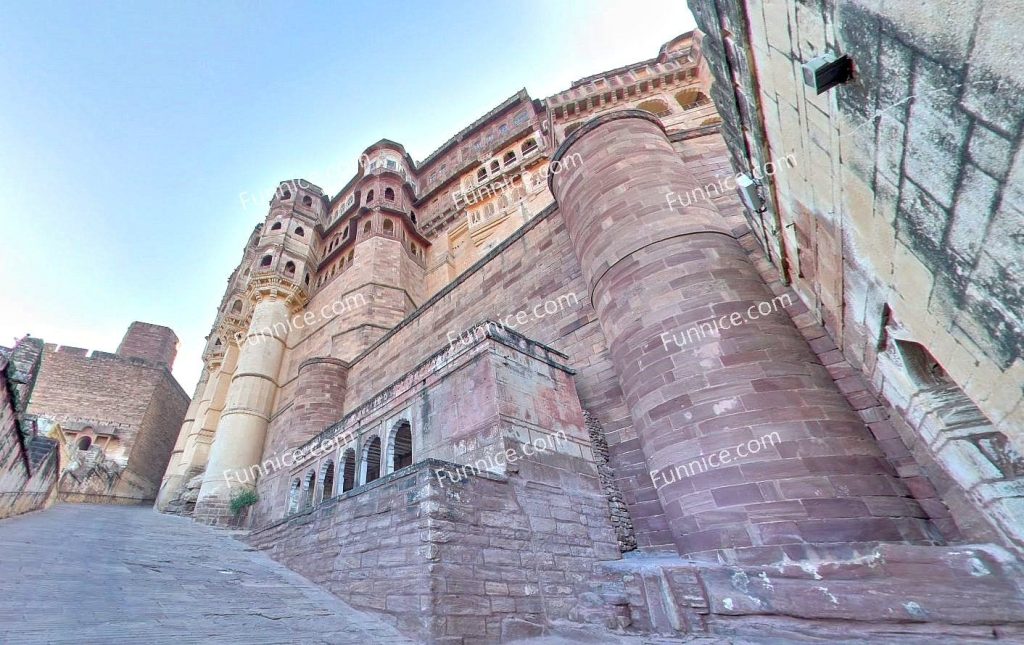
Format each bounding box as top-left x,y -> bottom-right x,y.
0,504 -> 413,644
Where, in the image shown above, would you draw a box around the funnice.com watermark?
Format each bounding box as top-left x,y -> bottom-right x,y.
235,292 -> 368,347
452,152 -> 583,209
434,430 -> 568,487
660,294 -> 793,351
447,292 -> 582,349
665,154 -> 797,211
238,154 -> 378,211
224,431 -> 351,490
650,431 -> 782,489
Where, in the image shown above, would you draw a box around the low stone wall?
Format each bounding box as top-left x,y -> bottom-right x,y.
57,492 -> 154,505
0,441 -> 59,520
601,543 -> 1024,642
1,341 -> 58,520
249,455 -> 624,642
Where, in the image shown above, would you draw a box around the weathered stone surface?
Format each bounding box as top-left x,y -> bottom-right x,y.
0,504 -> 414,643
22,323 -> 189,505
690,0 -> 1024,558
0,339 -> 58,519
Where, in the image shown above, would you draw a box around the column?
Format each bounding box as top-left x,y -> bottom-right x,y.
550,111 -> 930,560
155,368 -> 208,511
193,283 -> 301,525
292,357 -> 350,442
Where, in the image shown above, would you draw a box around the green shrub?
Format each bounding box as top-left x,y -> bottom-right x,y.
229,488 -> 258,516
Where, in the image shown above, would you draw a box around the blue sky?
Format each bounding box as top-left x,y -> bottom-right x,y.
0,1 -> 695,393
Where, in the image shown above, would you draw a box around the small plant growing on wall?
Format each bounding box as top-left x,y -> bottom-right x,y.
229,488 -> 258,516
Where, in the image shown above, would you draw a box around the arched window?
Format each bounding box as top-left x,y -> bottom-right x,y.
410,211 -> 417,224
77,436 -> 92,451
287,478 -> 301,514
284,261 -> 296,277
260,255 -> 272,267
319,460 -> 335,502
281,189 -> 291,200
384,187 -> 395,201
409,241 -> 416,254
270,221 -> 282,231
304,273 -> 310,285
636,98 -> 670,116
383,219 -> 394,235
295,226 -> 304,237
489,160 -> 500,173
388,421 -> 413,473
363,220 -> 371,234
302,195 -> 312,207
231,300 -> 243,313
303,470 -> 316,509
341,448 -> 356,492
477,168 -> 487,182
366,190 -> 374,203
503,151 -> 516,166
347,250 -> 354,263
362,436 -> 382,485
521,139 -> 538,155
675,89 -> 710,110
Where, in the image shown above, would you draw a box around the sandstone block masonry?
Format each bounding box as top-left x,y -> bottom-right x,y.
249,457 -> 623,643
689,0 -> 1024,553
26,322 -> 189,504
0,338 -> 58,519
161,24 -> 1024,642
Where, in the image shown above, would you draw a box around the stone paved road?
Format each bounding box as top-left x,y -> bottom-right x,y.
0,504 -> 414,644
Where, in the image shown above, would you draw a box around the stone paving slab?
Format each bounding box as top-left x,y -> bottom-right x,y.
0,504 -> 414,644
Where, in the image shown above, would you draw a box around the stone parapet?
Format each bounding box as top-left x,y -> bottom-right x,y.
249,456 -> 623,642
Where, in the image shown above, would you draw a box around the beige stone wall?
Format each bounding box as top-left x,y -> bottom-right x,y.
721,0 -> 1023,441
29,346 -> 157,431
27,342 -> 189,503
689,0 -> 1024,548
1,340 -> 59,518
127,371 -> 190,494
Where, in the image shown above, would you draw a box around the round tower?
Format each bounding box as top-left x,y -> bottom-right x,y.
192,180 -> 322,525
292,357 -> 350,440
549,111 -> 932,560
310,141 -> 431,360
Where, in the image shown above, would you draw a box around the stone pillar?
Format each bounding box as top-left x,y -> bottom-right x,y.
550,111 -> 930,560
194,283 -> 301,524
182,337 -> 241,474
293,357 -> 350,441
155,368 -> 209,510
179,359 -> 224,475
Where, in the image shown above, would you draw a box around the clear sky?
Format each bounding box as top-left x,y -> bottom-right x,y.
0,1 -> 696,394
